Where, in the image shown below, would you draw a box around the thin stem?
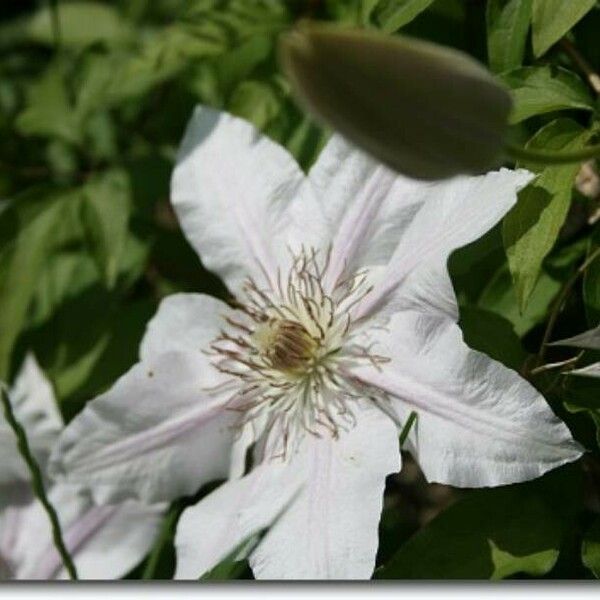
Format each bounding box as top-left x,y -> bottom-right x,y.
48,0 -> 62,51
399,411 -> 417,447
0,385 -> 78,580
558,38 -> 600,96
505,141 -> 600,166
536,247 -> 600,366
141,501 -> 183,580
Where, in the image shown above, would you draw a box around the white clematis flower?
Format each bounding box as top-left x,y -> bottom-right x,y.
0,355 -> 163,580
50,107 -> 582,580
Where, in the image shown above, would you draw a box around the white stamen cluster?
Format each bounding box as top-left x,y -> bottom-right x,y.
207,248 -> 389,454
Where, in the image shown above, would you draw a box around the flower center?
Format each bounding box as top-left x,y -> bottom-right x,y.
252,318 -> 318,374
207,247 -> 389,451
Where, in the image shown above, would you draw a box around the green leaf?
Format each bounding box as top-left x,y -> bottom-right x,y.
500,66 -> 594,124
583,517 -> 600,578
25,1 -> 133,48
376,466 -> 581,579
200,524 -> 268,580
0,187 -> 81,378
213,35 -> 273,97
565,382 -> 600,413
15,67 -> 81,145
486,0 -> 532,73
29,250 -> 99,329
282,116 -> 329,172
30,232 -> 147,332
532,0 -> 597,57
562,376 -> 600,449
503,118 -> 593,311
584,230 -> 600,326
478,265 -> 561,336
72,2 -> 288,113
93,26 -> 226,109
459,306 -> 526,370
200,544 -> 253,580
370,0 -> 436,32
228,80 -> 283,131
81,169 -> 132,289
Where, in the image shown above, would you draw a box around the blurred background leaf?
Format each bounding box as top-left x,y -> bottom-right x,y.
582,516 -> 600,577
532,0 -> 597,57
486,0 -> 532,74
500,66 -> 594,124
376,465 -> 583,579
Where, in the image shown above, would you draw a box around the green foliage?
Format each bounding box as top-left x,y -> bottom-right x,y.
459,306 -> 526,370
200,536 -> 258,580
582,517 -> 600,578
486,0 -> 532,73
503,119 -> 593,311
81,169 -> 132,289
19,1 -> 132,48
584,230 -> 600,325
1,0 -> 600,582
0,187 -> 82,379
532,0 -> 597,57
16,66 -> 82,145
368,0 -> 436,32
500,66 -> 595,124
479,264 -> 562,336
376,466 -> 582,579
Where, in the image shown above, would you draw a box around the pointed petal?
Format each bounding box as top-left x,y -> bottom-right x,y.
50,350 -> 237,504
174,461 -> 301,580
9,485 -> 163,580
171,106 -> 323,293
551,325 -> 600,350
139,292 -> 233,361
352,312 -> 582,487
0,354 -> 62,485
569,362 -> 600,378
250,403 -> 400,579
308,136 -> 428,289
354,168 -> 535,321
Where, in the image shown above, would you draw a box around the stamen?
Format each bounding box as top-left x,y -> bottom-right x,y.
209,247 -> 389,455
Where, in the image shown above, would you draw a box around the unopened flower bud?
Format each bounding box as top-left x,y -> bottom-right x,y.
279,24 -> 512,180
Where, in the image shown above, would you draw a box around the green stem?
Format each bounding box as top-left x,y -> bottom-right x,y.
399,411 -> 418,447
505,141 -> 600,166
48,0 -> 61,51
141,502 -> 182,580
536,247 -> 600,367
0,385 -> 78,580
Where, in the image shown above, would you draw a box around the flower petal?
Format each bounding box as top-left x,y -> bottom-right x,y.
353,168 -> 535,322
8,484 -> 163,580
171,106 -> 323,293
50,350 -> 237,503
0,354 -> 62,485
139,292 -> 233,361
308,136 -> 428,289
352,312 -> 582,487
250,403 -> 400,579
174,461 -> 301,580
